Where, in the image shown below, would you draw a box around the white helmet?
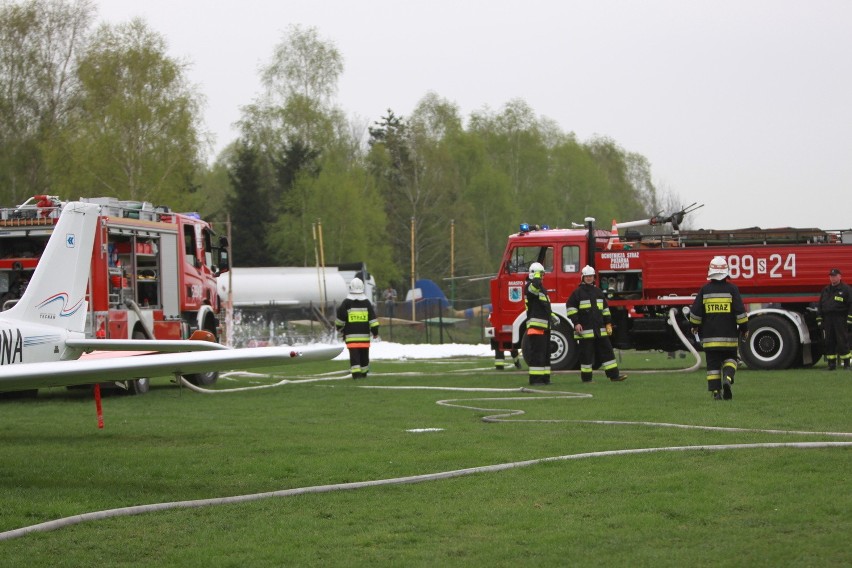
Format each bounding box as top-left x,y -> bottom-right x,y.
707,256 -> 729,280
581,265 -> 596,277
349,277 -> 365,294
529,262 -> 545,277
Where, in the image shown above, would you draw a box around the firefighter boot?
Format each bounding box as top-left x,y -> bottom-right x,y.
722,366 -> 735,400
722,377 -> 733,400
712,390 -> 723,401
607,369 -> 628,382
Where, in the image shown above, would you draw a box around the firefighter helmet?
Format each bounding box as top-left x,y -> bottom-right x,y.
349,277 -> 365,294
581,265 -> 596,277
707,256 -> 729,280
529,262 -> 545,277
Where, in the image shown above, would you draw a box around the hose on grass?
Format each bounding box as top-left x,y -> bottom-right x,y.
2,382 -> 850,541
2,439 -> 850,542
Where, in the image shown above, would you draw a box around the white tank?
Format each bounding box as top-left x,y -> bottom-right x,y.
217,267 -> 349,308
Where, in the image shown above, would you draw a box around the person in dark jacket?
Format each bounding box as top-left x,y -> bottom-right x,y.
566,265 -> 627,383
689,256 -> 749,400
335,278 -> 380,379
816,268 -> 852,371
524,262 -> 557,385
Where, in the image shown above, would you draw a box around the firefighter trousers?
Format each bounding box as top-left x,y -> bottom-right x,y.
823,313 -> 851,368
577,336 -> 621,382
526,330 -> 550,384
348,347 -> 371,378
705,349 -> 738,392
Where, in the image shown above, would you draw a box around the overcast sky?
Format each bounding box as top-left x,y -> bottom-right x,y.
95,0 -> 852,231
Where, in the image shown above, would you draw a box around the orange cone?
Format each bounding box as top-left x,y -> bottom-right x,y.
607,219 -> 620,250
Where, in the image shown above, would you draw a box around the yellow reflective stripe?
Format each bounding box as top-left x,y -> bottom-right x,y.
704,341 -> 738,348
346,334 -> 371,342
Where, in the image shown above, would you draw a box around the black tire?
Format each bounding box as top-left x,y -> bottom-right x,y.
183,324 -> 219,386
183,370 -> 219,386
127,329 -> 152,395
801,341 -> 824,367
740,314 -> 799,370
522,323 -> 579,371
549,322 -> 579,370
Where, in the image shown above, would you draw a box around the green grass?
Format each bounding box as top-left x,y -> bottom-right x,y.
0,351 -> 850,567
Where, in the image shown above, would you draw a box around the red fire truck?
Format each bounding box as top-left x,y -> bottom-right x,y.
486,212 -> 852,371
0,195 -> 229,392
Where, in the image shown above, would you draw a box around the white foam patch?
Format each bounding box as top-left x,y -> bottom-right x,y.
332,342 -> 493,361
406,428 -> 446,433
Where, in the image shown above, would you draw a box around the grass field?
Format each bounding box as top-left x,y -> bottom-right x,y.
1,350 -> 850,567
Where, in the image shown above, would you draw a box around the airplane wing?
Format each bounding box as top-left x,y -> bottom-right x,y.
0,344 -> 343,393
66,338 -> 230,353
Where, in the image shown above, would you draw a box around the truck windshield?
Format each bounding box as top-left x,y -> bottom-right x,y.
505,246 -> 553,274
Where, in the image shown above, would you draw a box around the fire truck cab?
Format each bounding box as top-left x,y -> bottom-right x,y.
487,216 -> 852,371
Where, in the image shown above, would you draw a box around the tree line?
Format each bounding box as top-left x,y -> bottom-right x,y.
1,0 -> 678,300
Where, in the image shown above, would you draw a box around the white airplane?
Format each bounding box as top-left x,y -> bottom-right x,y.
0,201 -> 342,394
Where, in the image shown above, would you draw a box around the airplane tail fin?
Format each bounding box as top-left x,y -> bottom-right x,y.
4,201 -> 100,332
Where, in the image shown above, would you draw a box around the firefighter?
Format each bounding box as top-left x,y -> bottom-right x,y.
816,268 -> 852,371
566,265 -> 627,383
524,262 -> 557,385
335,278 -> 380,379
688,256 -> 749,400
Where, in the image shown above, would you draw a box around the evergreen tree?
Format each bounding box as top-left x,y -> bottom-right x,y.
227,143 -> 271,266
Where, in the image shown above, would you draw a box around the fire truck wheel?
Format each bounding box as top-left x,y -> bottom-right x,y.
740,314 -> 798,370
183,371 -> 219,386
549,323 -> 580,370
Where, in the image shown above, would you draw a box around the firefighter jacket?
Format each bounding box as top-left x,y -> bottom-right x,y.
817,282 -> 852,324
524,276 -> 553,332
335,297 -> 379,348
566,283 -> 611,339
688,279 -> 748,350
